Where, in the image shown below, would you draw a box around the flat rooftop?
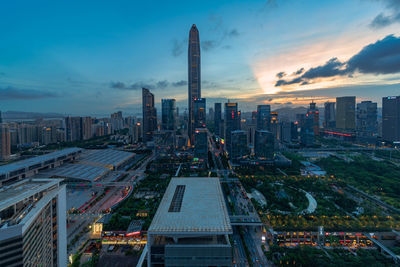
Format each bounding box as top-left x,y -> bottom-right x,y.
40,163 -> 109,182
0,147 -> 82,175
0,178 -> 61,211
80,149 -> 134,168
149,177 -> 232,234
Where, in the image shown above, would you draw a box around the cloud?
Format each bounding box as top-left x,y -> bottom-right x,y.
276,72 -> 286,78
0,87 -> 58,100
110,81 -> 126,89
370,0 -> 400,28
171,39 -> 186,57
294,68 -> 305,75
171,80 -> 187,87
202,40 -> 218,51
156,80 -> 169,89
346,34 -> 400,74
275,34 -> 400,86
228,29 -> 240,37
171,16 -> 239,56
111,80 -> 187,90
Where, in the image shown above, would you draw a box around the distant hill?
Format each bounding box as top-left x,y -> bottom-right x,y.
2,111 -> 64,120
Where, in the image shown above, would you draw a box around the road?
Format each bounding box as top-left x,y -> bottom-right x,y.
233,227 -> 249,267
243,227 -> 269,267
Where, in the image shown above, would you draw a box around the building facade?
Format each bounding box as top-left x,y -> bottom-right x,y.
356,101 -> 377,138
382,96 -> 400,142
161,99 -> 176,131
254,130 -> 274,159
194,128 -> 208,163
324,102 -> 336,128
194,98 -> 206,129
224,102 -> 240,155
142,88 -> 157,142
336,96 -> 356,130
0,179 -> 67,267
0,124 -> 11,161
230,130 -> 248,162
256,104 -> 271,131
214,103 -> 222,137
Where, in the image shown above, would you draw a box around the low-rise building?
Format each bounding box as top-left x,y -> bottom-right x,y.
147,177 -> 232,267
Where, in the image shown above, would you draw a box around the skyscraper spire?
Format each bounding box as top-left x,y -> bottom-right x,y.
188,24 -> 201,145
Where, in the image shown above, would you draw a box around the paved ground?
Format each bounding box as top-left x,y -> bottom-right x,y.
67,188 -> 96,210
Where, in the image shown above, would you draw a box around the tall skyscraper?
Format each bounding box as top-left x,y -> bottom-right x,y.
256,105 -> 271,130
188,24 -> 201,144
0,179 -> 67,267
307,102 -> 320,136
336,96 -> 356,130
214,103 -> 222,136
194,98 -> 206,129
356,101 -> 377,138
142,88 -> 157,142
324,102 -> 336,128
224,102 -> 240,154
161,99 -> 176,131
382,96 -> 400,142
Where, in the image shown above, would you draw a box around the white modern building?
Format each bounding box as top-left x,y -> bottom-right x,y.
0,178 -> 67,267
147,177 -> 232,267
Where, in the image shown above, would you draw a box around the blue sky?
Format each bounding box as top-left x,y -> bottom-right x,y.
1,0 -> 400,116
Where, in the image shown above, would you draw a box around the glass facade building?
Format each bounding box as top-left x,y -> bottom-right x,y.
188,24 -> 201,145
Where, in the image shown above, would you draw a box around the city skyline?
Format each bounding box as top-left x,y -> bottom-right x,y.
0,0 -> 400,116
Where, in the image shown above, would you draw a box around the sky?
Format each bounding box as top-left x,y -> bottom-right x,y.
0,0 -> 400,116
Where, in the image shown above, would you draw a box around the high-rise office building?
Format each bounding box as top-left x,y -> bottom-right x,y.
188,24 -> 201,144
214,103 -> 222,136
256,105 -> 271,130
307,102 -> 320,136
324,102 -> 336,128
230,130 -> 248,162
0,124 -> 11,160
161,99 -> 176,131
224,102 -> 240,154
0,179 -> 67,267
194,98 -> 206,129
254,130 -> 274,159
336,96 -> 356,130
356,101 -> 377,137
142,88 -> 157,142
194,128 -> 208,163
382,96 -> 400,142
